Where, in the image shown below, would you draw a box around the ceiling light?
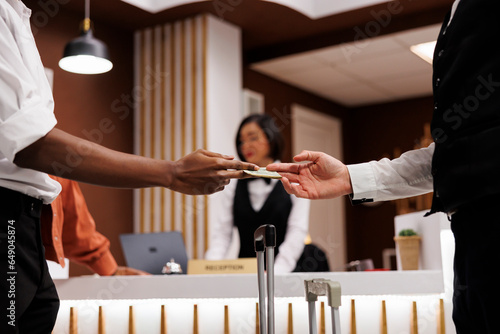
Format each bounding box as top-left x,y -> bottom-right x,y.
59,0 -> 113,74
410,41 -> 436,65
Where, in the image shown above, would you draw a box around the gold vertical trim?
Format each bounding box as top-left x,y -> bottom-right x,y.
128,305 -> 136,334
411,301 -> 418,334
202,15 -> 209,252
139,30 -> 148,234
193,304 -> 199,334
69,307 -> 78,334
350,299 -> 356,334
160,26 -> 166,232
150,28 -> 156,233
437,299 -> 445,334
170,24 -> 176,232
191,18 -> 198,259
160,305 -> 167,334
224,305 -> 230,334
98,306 -> 106,334
287,303 -> 293,334
181,22 -> 187,244
319,302 -> 325,334
255,303 -> 259,334
380,300 -> 387,334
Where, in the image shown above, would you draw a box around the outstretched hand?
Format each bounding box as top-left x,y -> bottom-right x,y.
266,150 -> 352,199
168,149 -> 258,195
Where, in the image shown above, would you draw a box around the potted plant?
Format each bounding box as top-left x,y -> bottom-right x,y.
393,229 -> 421,270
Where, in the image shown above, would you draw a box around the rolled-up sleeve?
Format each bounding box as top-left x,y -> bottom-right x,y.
58,178 -> 118,276
347,143 -> 435,202
0,9 -> 56,161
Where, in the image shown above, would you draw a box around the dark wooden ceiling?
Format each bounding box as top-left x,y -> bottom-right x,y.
26,0 -> 454,62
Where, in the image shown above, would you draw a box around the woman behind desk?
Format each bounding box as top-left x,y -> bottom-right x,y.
205,114 -> 310,273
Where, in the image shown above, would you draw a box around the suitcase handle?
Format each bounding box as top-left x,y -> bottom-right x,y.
254,224 -> 277,334
254,224 -> 276,250
304,279 -> 342,334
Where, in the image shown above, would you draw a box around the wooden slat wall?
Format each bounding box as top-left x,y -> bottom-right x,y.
133,15 -> 208,259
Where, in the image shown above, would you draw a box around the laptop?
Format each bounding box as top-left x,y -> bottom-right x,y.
120,231 -> 188,275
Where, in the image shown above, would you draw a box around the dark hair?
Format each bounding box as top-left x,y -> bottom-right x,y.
235,114 -> 284,162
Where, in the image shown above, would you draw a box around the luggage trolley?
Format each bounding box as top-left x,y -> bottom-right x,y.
304,279 -> 342,334
254,224 -> 276,334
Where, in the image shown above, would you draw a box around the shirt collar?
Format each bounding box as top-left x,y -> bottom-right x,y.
6,0 -> 31,19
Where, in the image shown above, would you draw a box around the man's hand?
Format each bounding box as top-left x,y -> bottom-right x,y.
168,149 -> 259,195
266,150 -> 352,199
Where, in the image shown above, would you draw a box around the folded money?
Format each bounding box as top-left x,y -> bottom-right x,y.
243,167 -> 282,179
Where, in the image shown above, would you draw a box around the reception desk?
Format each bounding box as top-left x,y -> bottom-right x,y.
52,270 -> 454,334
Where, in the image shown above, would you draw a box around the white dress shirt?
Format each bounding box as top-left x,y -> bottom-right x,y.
0,0 -> 61,203
347,143 -> 435,202
206,163 -> 310,274
348,1 -> 461,202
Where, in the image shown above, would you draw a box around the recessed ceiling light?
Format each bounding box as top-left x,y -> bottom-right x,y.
410,41 -> 436,64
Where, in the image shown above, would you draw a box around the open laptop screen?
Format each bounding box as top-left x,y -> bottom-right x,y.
119,231 -> 188,275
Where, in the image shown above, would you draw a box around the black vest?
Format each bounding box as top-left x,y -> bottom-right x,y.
429,0 -> 500,213
233,179 -> 292,258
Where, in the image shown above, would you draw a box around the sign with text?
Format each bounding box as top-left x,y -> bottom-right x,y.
187,258 -> 257,275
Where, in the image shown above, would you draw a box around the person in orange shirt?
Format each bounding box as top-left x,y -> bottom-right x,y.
41,175 -> 148,276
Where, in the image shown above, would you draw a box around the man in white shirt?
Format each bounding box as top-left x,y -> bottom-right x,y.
0,1 -> 257,332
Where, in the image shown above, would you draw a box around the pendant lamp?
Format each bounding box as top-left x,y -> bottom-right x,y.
58,0 -> 113,74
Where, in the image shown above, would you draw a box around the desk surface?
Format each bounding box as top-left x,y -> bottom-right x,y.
54,270 -> 444,300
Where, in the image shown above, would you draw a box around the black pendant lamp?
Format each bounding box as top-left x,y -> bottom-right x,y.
58,0 -> 113,74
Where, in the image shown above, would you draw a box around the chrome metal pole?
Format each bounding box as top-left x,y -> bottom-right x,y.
256,251 -> 267,334
266,247 -> 275,334
308,301 -> 317,334
331,307 -> 341,334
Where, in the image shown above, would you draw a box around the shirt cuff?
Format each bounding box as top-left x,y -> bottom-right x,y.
346,162 -> 378,202
87,251 -> 118,276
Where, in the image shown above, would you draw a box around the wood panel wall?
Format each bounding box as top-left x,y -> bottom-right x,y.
134,16 -> 209,259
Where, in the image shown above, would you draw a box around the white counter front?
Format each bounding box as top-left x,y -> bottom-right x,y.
52,270 -> 455,334
54,270 -> 444,300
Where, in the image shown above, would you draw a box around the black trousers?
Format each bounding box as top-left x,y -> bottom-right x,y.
451,195 -> 500,334
0,187 -> 59,334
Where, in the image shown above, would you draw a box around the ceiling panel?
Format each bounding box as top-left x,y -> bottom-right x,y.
252,24 -> 442,107
315,35 -> 405,66
251,53 -> 326,77
282,66 -> 359,91
326,83 -> 392,107
378,70 -> 433,100
337,49 -> 430,81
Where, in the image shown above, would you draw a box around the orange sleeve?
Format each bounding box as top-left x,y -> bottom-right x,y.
57,177 -> 118,276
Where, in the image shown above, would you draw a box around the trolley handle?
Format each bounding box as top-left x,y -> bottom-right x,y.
254,224 -> 277,334
304,279 -> 342,334
254,224 -> 276,249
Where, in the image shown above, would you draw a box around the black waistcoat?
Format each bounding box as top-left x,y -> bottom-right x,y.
233,179 -> 292,258
429,0 -> 500,214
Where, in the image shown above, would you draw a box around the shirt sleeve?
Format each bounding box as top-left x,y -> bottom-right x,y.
274,196 -> 310,274
0,10 -> 56,161
347,143 -> 435,202
58,178 -> 118,276
204,180 -> 236,260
